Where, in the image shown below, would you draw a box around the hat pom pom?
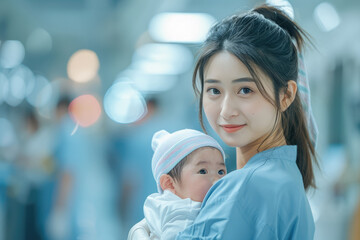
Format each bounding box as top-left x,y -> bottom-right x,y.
152,130 -> 169,151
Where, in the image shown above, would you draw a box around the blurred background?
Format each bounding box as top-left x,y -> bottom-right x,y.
0,0 -> 359,239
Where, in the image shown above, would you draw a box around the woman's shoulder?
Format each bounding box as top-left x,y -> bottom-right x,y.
245,146 -> 303,190
209,156 -> 304,203
207,161 -> 310,217
203,166 -> 263,205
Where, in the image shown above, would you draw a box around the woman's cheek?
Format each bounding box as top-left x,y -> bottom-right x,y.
203,102 -> 218,127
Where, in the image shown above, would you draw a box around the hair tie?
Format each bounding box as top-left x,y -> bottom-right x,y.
298,52 -> 318,147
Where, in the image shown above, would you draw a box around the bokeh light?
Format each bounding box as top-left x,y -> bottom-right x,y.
23,67 -> 36,97
26,28 -> 53,55
266,0 -> 294,19
69,94 -> 102,127
0,40 -> 25,69
148,13 -> 216,43
314,2 -> 340,32
26,75 -> 53,108
117,69 -> 177,93
6,71 -> 26,107
36,79 -> 61,119
104,82 -> 147,124
67,49 -> 100,83
132,43 -> 193,75
3,65 -> 35,107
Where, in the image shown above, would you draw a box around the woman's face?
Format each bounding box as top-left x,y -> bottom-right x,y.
202,51 -> 278,148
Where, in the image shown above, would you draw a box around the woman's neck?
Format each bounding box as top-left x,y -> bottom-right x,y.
236,132 -> 287,169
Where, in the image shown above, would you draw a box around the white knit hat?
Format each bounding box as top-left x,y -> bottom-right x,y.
151,129 -> 226,193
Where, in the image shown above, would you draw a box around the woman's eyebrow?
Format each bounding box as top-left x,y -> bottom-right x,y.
204,79 -> 220,83
204,77 -> 255,83
232,77 -> 255,83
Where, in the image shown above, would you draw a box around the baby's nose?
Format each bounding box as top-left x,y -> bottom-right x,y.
212,175 -> 221,184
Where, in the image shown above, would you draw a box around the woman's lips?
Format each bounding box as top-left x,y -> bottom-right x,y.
221,124 -> 246,133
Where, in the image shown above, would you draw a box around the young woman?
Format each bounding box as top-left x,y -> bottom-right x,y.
129,4 -> 318,240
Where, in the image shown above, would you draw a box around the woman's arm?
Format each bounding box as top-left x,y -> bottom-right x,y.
176,172 -> 255,239
175,197 -> 258,239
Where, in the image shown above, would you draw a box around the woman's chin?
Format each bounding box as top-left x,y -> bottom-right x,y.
219,138 -> 242,148
219,135 -> 255,148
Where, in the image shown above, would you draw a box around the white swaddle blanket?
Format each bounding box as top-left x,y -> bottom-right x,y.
143,190 -> 201,240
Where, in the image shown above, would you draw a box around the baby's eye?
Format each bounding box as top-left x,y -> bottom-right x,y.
238,87 -> 253,95
207,88 -> 221,95
198,169 -> 207,174
218,169 -> 226,175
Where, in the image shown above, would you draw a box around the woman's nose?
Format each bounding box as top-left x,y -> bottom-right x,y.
220,95 -> 239,120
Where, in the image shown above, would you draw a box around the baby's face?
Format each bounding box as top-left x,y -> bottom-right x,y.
173,147 -> 226,202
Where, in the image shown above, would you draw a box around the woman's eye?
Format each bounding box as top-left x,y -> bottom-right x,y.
218,169 -> 226,175
207,88 -> 221,95
239,87 -> 253,95
199,169 -> 207,174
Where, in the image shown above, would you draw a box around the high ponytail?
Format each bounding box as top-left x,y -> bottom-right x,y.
193,4 -> 318,190
252,4 -> 317,190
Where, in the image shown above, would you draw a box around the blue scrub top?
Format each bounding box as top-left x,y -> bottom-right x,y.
176,145 -> 315,240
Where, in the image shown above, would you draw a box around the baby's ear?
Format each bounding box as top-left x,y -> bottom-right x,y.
159,174 -> 176,194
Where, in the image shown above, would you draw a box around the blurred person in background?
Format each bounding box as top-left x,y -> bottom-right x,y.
351,200 -> 360,240
349,95 -> 360,240
19,108 -> 55,240
4,107 -> 55,240
47,96 -> 120,240
0,111 -> 20,240
329,87 -> 360,240
335,162 -> 360,240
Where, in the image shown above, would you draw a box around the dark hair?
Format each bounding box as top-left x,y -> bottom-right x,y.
168,156 -> 188,183
192,4 -> 317,190
168,146 -> 221,182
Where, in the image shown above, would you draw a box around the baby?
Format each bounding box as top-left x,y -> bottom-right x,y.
133,129 -> 227,240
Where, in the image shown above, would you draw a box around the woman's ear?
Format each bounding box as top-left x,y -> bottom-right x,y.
280,80 -> 297,111
159,174 -> 176,194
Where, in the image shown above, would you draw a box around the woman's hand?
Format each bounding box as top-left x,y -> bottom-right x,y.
127,218 -> 151,240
